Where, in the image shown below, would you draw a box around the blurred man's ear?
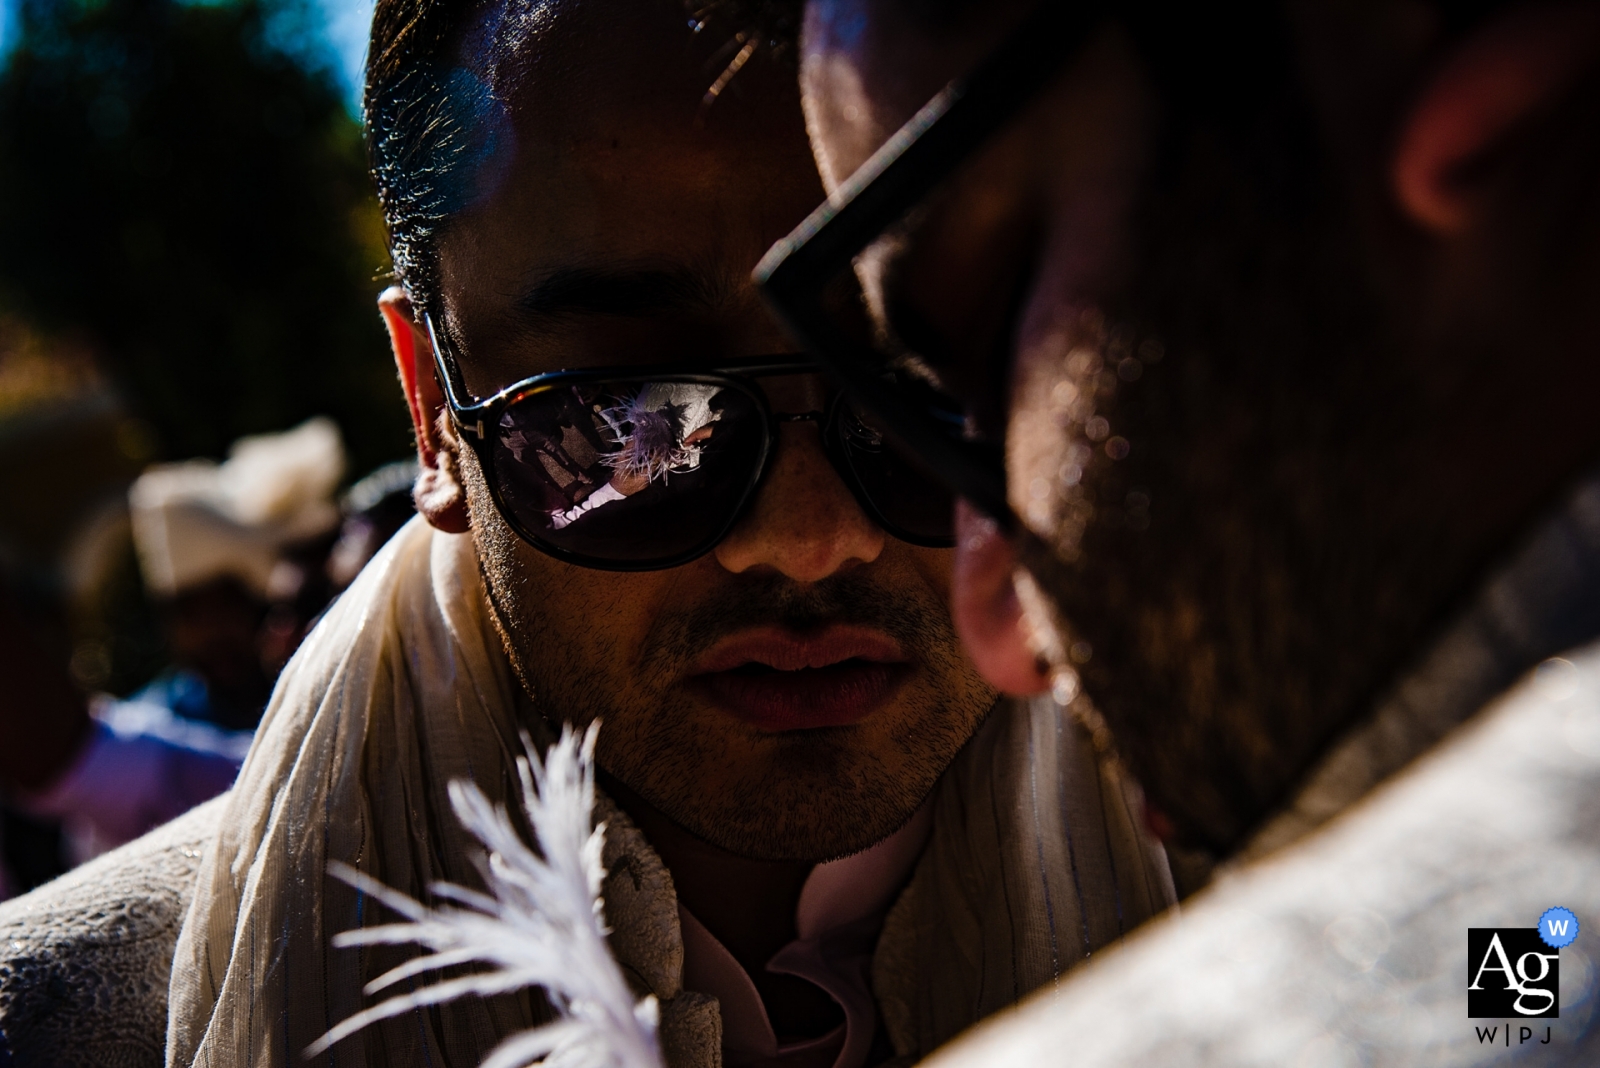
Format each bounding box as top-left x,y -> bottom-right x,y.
951,501 -> 1051,695
1393,1 -> 1600,234
379,287 -> 471,533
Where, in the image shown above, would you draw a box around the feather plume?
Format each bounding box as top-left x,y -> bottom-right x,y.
599,395 -> 691,485
306,722 -> 664,1068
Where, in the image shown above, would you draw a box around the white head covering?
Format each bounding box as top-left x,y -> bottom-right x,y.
128,417 -> 346,598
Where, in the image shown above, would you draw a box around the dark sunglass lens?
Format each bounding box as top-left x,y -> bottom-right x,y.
836,399 -> 957,545
491,380 -> 766,565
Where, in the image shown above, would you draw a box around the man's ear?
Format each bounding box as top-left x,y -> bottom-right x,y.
950,501 -> 1051,695
1393,1 -> 1600,234
379,286 -> 471,533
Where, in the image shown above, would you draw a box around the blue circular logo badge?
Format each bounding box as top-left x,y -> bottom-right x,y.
1540,907 -> 1580,949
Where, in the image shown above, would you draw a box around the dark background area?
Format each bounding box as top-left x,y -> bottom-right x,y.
0,0 -> 404,474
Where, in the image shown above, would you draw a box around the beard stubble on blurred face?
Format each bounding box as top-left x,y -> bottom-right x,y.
801,0 -> 1600,855
424,0 -> 996,865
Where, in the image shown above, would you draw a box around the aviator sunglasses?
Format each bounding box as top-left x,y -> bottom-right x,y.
425,316 -> 958,571
756,2 -> 1106,533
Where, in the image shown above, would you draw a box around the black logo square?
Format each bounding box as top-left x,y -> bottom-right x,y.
1469,928 -> 1560,1018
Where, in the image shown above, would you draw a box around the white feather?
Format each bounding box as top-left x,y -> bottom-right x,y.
306,722 -> 664,1068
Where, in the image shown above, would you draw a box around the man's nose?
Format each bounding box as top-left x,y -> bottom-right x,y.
713,423 -> 885,581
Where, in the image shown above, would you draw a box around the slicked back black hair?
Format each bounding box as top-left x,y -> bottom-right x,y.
363,0 -> 482,319
363,0 -> 803,319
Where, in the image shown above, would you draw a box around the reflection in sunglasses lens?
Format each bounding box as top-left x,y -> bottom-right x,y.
488,375 -> 956,565
492,381 -> 766,565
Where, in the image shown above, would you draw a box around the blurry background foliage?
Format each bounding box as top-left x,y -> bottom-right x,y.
0,0 -> 399,694
0,0 -> 400,471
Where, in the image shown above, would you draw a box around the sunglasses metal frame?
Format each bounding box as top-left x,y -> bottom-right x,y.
424,314 -> 956,570
754,2 -> 1107,533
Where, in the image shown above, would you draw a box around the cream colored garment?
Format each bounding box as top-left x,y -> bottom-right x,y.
914,642 -> 1600,1068
0,795 -> 223,1068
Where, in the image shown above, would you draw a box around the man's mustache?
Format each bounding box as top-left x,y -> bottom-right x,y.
639,572 -> 955,674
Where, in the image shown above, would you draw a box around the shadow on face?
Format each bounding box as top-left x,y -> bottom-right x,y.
384,0 -> 997,863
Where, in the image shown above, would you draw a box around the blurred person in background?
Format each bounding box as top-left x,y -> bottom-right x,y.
0,316 -> 150,898
127,417 -> 347,728
762,0 -> 1600,1063
325,459 -> 421,591
0,590 -> 90,903
1,420 -> 413,891
3,420 -> 345,869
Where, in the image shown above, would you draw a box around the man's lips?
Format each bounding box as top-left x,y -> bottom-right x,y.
687,625 -> 909,731
692,625 -> 906,674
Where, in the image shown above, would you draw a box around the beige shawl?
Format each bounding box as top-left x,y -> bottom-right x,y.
166,517 -> 554,1066
165,519 -> 1172,1067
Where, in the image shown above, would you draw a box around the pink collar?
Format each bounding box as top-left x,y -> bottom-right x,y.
678,801 -> 933,1068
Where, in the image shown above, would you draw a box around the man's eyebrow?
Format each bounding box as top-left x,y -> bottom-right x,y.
513,266 -> 722,324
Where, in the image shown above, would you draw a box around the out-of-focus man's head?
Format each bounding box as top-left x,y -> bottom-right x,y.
788,0 -> 1600,854
365,0 -> 995,863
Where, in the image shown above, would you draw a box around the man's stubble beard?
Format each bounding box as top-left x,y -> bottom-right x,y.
1020,61 -> 1600,859
463,447 -> 995,862
613,569 -> 993,861
1008,112 -> 1449,858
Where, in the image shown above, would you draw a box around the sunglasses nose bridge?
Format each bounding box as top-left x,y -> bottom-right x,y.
758,406 -> 853,513
765,404 -> 875,524
757,407 -> 828,492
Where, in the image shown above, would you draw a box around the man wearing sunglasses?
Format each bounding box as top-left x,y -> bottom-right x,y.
0,2 -> 1177,1066
761,0 -> 1600,1063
